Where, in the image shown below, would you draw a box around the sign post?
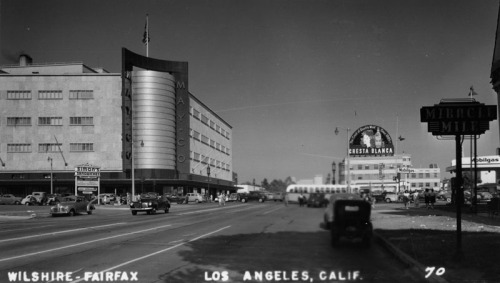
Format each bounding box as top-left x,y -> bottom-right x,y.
421,99 -> 497,259
74,163 -> 101,204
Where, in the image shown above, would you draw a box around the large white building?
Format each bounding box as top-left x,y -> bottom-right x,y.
335,125 -> 441,192
0,50 -> 235,198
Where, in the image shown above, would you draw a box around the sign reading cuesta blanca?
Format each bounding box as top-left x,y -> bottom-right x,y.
420,101 -> 497,135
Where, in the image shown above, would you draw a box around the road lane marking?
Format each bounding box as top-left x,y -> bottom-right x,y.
0,224 -> 172,262
262,206 -> 285,215
176,205 -> 251,215
0,223 -> 127,244
70,226 -> 231,283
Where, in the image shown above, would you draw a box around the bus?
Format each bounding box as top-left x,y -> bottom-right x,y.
285,184 -> 362,203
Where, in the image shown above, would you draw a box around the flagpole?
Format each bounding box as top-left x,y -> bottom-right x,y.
146,14 -> 149,57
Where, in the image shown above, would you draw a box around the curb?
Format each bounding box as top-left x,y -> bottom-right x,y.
374,231 -> 449,283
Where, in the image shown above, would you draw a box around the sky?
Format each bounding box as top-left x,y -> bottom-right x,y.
1,0 -> 500,184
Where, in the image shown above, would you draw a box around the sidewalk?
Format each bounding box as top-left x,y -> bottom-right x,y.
373,203 -> 500,283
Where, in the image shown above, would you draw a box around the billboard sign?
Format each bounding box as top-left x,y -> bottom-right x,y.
420,101 -> 497,135
349,125 -> 394,157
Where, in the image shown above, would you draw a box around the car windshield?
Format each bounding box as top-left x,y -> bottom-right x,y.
140,193 -> 158,199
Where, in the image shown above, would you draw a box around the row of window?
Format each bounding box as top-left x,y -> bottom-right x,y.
6,90 -> 94,100
191,151 -> 231,172
410,182 -> 440,188
6,143 -> 94,152
190,106 -> 230,140
349,173 -> 439,180
191,129 -> 230,156
6,117 -> 94,126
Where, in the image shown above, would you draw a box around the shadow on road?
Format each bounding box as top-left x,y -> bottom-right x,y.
159,230 -> 426,283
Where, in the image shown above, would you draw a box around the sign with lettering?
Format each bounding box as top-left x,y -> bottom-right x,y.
74,164 -> 100,178
349,125 -> 394,157
420,101 -> 497,135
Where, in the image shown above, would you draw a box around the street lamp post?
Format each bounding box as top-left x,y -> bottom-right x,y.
131,139 -> 144,201
48,157 -> 53,194
207,166 -> 211,201
335,127 -> 351,191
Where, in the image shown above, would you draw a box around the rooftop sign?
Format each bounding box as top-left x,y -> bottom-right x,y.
349,125 -> 394,157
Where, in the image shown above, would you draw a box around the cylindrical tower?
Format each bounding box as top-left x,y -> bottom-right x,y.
132,70 -> 176,169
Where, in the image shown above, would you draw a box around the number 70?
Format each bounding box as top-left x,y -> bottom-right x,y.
425,267 -> 445,278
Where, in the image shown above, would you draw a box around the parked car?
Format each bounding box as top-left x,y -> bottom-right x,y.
0,194 -> 22,205
239,191 -> 267,203
321,193 -> 363,230
227,193 -> 239,202
273,192 -> 284,202
186,193 -> 204,203
21,195 -> 38,206
307,193 -> 328,207
45,194 -> 62,205
129,192 -> 170,215
32,192 -> 47,205
165,194 -> 187,204
50,195 -> 95,216
383,192 -> 399,203
98,194 -> 116,204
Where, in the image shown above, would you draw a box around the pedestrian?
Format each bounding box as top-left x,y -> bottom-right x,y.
413,191 -> 420,208
299,194 -> 304,207
402,190 -> 410,209
430,189 -> 436,209
284,192 -> 289,206
424,188 -> 430,209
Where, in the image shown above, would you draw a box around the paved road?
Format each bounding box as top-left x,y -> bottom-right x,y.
0,202 -> 426,283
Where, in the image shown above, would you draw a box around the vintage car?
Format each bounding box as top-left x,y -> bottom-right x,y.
307,193 -> 328,207
0,194 -> 22,205
130,192 -> 170,215
21,195 -> 38,206
185,193 -> 204,203
239,191 -> 267,203
50,195 -> 95,216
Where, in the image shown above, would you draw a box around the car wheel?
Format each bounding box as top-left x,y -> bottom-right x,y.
14,201 -> 20,205
241,199 -> 246,203
87,210 -> 92,215
446,197 -> 452,203
151,208 -> 156,215
165,207 -> 169,213
385,198 -> 391,203
25,203 -> 30,206
195,199 -> 199,203
69,210 -> 75,217
132,211 -> 137,215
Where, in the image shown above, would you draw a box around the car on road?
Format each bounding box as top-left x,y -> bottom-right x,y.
32,192 -> 48,205
0,194 -> 22,205
98,193 -> 116,204
239,191 -> 267,203
50,195 -> 95,216
130,192 -> 170,215
21,195 -> 38,206
307,193 -> 328,207
321,193 -> 363,230
166,194 -> 187,204
185,193 -> 204,203
45,194 -> 62,205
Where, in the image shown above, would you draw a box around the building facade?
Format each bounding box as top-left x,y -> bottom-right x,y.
0,50 -> 235,198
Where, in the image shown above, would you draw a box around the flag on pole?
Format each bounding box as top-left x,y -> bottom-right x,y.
142,14 -> 150,45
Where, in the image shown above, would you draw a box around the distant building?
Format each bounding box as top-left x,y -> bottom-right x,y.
0,50 -> 235,198
336,125 -> 440,192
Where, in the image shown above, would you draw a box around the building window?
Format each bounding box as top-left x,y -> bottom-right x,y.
193,131 -> 200,141
210,121 -> 215,130
7,117 -> 32,126
69,90 -> 94,99
374,164 -> 379,169
70,143 -> 94,152
70,117 -> 94,125
201,135 -> 209,145
201,114 -> 209,125
7,90 -> 32,100
210,140 -> 215,148
216,125 -> 221,134
39,117 -> 63,126
7,117 -> 31,126
193,109 -> 200,120
38,143 -> 62,153
357,165 -> 363,170
7,143 -> 32,152
193,152 -> 200,162
38,90 -> 63,100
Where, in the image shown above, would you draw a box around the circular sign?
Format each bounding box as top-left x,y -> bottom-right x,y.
349,125 -> 394,157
